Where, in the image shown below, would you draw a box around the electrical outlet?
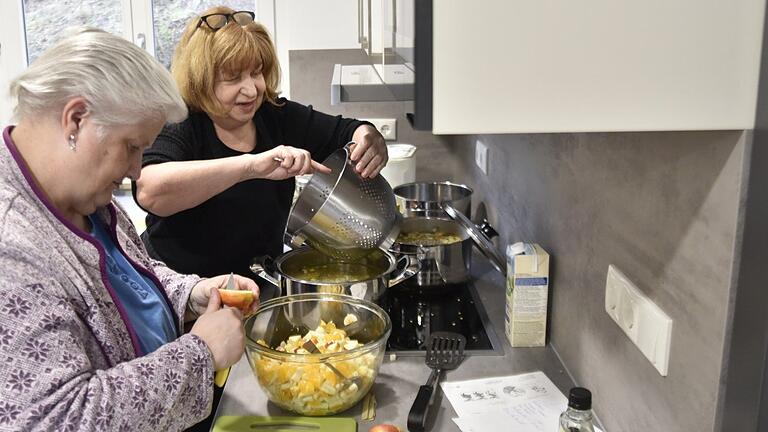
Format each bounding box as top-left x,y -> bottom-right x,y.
361,118 -> 397,141
475,140 -> 488,174
605,265 -> 673,376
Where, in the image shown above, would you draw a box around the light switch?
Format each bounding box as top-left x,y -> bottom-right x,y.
605,265 -> 673,376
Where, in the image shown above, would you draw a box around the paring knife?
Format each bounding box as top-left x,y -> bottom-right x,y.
214,273 -> 236,387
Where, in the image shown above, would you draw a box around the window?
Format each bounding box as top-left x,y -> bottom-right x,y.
23,0 -> 125,64
17,0 -> 259,68
152,0 -> 257,68
0,0 -> 266,125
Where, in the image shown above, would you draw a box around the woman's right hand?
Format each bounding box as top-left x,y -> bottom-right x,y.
247,145 -> 331,180
190,289 -> 245,370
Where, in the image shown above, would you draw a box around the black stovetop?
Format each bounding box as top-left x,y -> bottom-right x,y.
377,281 -> 499,355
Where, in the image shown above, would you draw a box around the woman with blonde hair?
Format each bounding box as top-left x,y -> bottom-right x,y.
134,6 -> 388,281
1,27 -> 257,430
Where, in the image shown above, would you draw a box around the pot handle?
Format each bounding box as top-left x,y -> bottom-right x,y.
249,255 -> 281,287
476,218 -> 499,239
387,253 -> 420,287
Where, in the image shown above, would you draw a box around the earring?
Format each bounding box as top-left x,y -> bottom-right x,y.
68,134 -> 76,151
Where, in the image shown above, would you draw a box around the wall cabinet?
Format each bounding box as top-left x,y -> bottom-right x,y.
271,0 -> 395,99
423,0 -> 764,134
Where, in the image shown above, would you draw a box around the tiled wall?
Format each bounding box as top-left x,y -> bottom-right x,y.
290,49 -> 753,431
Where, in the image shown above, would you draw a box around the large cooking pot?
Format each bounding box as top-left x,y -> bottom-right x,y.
392,210 -> 507,286
394,181 -> 472,218
391,217 -> 472,286
250,247 -> 418,301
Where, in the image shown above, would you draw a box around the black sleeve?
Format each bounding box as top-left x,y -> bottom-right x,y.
131,115 -> 203,213
141,117 -> 202,167
271,98 -> 371,161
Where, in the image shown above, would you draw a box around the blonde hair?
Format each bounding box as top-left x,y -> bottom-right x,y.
172,6 -> 282,116
10,27 -> 187,126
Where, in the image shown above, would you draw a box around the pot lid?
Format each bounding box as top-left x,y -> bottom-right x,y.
443,204 -> 507,276
387,143 -> 417,159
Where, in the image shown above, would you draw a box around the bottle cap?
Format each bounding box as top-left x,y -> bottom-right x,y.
568,387 -> 592,410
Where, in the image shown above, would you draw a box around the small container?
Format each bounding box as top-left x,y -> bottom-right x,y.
380,143 -> 417,188
558,387 -> 595,432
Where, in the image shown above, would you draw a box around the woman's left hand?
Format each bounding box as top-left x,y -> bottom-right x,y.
188,274 -> 260,318
350,124 -> 388,178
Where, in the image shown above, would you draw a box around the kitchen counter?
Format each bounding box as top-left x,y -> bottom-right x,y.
214,255 -> 575,431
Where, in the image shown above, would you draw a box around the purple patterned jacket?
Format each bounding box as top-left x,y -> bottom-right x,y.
0,127 -> 215,431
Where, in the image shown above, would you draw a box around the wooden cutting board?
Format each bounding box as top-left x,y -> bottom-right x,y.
212,415 -> 357,432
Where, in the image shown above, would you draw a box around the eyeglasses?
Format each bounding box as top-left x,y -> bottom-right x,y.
197,11 -> 255,30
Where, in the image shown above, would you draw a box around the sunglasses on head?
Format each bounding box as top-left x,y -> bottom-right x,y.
197,11 -> 255,30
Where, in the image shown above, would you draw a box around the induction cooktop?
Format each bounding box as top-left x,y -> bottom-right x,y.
377,281 -> 502,356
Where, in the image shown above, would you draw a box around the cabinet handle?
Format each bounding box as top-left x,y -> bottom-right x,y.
358,0 -> 368,49
135,33 -> 146,50
358,0 -> 363,43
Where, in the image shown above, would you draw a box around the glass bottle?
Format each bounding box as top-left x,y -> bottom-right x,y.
559,387 -> 595,432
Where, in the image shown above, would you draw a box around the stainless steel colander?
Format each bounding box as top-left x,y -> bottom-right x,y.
284,142 -> 401,260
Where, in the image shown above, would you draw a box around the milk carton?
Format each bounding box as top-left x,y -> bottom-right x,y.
505,243 -> 550,347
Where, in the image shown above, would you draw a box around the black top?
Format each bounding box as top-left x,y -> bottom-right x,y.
134,98 -> 365,280
567,387 -> 592,410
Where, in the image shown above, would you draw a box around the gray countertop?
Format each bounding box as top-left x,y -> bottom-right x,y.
214,256 -> 575,431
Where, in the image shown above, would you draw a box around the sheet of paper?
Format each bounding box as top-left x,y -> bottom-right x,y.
441,371 -> 607,431
453,411 -> 547,432
454,413 -> 604,432
441,371 -> 567,418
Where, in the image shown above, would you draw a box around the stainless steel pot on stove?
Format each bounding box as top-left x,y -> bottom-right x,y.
391,217 -> 472,286
392,207 -> 507,286
250,247 -> 418,301
394,181 -> 473,218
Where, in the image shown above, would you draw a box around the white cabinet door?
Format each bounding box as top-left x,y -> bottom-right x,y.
431,0 -> 765,134
273,0 -> 369,98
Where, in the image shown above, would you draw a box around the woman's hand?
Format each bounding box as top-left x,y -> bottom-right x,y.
350,124 -> 388,178
188,274 -> 260,318
247,145 -> 331,180
190,290 -> 245,370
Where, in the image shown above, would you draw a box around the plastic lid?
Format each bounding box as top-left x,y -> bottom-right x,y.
443,203 -> 506,276
387,144 -> 417,160
568,387 -> 592,410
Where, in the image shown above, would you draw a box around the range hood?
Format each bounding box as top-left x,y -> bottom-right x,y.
331,63 -> 414,105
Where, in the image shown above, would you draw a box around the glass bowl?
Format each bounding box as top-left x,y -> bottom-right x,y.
244,293 -> 391,416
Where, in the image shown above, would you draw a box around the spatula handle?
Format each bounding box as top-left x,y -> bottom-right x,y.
407,383 -> 434,432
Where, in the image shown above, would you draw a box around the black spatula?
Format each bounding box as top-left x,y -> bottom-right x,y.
407,332 -> 466,432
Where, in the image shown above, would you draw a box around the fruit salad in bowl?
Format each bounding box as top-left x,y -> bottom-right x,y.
244,293 -> 391,415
